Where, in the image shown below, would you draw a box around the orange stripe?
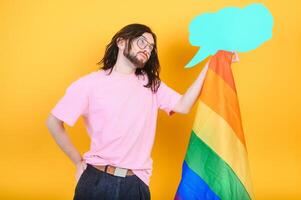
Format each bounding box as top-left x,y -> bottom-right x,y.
209,50 -> 237,92
200,68 -> 246,148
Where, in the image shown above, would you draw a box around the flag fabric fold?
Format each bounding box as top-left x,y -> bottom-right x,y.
175,50 -> 254,200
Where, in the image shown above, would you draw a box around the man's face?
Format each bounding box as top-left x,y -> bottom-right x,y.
123,32 -> 155,69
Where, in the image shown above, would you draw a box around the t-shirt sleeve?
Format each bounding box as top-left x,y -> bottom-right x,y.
50,77 -> 90,127
156,81 -> 183,116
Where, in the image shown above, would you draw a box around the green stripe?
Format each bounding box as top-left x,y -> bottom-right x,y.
185,130 -> 251,200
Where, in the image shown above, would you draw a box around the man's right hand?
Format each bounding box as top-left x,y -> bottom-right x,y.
75,159 -> 87,184
231,51 -> 239,63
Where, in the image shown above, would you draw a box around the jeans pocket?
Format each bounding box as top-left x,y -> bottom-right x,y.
75,168 -> 88,191
135,176 -> 150,199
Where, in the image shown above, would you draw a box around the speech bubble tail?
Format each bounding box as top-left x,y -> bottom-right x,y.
185,48 -> 215,68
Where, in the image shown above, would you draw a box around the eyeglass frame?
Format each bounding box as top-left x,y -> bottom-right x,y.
135,35 -> 156,54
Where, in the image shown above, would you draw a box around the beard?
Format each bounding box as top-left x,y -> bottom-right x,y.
123,43 -> 147,69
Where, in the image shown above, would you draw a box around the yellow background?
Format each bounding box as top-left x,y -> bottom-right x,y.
0,0 -> 300,199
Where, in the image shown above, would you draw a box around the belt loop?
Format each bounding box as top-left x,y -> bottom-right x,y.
104,165 -> 108,172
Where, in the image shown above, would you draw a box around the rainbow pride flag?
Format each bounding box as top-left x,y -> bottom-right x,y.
175,50 -> 254,200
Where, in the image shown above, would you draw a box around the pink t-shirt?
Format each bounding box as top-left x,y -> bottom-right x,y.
50,69 -> 182,186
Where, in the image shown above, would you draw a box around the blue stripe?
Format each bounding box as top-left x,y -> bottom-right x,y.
175,161 -> 221,200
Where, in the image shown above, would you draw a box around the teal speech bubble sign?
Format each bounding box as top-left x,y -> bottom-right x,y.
185,3 -> 274,68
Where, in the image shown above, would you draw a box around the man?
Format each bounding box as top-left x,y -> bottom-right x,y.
46,23 -> 209,200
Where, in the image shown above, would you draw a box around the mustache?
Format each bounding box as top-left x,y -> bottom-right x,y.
137,52 -> 149,59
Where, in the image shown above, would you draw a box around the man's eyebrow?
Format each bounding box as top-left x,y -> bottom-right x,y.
141,35 -> 155,46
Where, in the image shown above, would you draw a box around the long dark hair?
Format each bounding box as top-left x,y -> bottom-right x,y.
96,23 -> 161,93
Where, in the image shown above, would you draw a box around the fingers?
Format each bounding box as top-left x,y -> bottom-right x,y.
231,51 -> 239,63
81,160 -> 87,170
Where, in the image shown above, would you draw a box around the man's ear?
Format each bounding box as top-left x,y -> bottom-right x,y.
116,37 -> 126,49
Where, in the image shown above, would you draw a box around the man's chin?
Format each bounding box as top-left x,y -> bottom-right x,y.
126,56 -> 145,69
133,61 -> 145,69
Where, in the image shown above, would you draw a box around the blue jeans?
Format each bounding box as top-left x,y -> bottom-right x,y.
73,163 -> 151,200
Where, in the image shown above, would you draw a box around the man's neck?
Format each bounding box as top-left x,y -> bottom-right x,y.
113,57 -> 136,74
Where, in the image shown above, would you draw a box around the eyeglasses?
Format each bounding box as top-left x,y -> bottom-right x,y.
136,36 -> 155,53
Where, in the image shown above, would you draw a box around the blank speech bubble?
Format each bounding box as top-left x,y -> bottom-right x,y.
185,3 -> 274,68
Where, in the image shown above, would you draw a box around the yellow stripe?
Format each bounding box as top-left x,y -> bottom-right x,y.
192,101 -> 254,199
200,69 -> 246,147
